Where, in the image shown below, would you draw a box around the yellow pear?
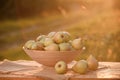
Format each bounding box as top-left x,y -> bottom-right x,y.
72,60 -> 88,74
24,40 -> 35,49
44,38 -> 54,46
87,55 -> 98,70
44,43 -> 59,51
47,32 -> 56,38
30,42 -> 44,50
55,61 -> 67,74
59,43 -> 71,51
71,38 -> 82,50
53,31 -> 71,43
36,35 -> 46,44
62,31 -> 71,42
53,32 -> 65,44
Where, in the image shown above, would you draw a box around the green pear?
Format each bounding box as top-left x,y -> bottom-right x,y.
31,42 -> 38,50
72,60 -> 88,74
59,43 -> 72,51
36,35 -> 46,44
55,61 -> 67,74
30,42 -> 44,50
53,31 -> 71,43
53,32 -> 65,44
36,42 -> 44,50
71,38 -> 82,50
62,31 -> 71,42
24,40 -> 35,49
80,60 -> 88,67
68,40 -> 76,51
87,55 -> 98,70
44,43 -> 59,51
44,38 -> 54,46
47,32 -> 56,38
68,40 -> 72,44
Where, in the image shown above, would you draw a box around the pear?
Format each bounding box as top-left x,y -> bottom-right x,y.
55,61 -> 67,74
31,42 -> 44,50
44,43 -> 59,51
53,32 -> 65,44
72,60 -> 88,74
87,55 -> 98,70
24,40 -> 35,49
68,40 -> 76,51
31,42 -> 38,50
59,43 -> 72,51
81,60 -> 88,65
53,31 -> 71,43
47,32 -> 56,38
62,31 -> 71,42
36,42 -> 44,50
36,35 -> 46,44
71,38 -> 82,50
68,40 -> 72,44
44,38 -> 54,46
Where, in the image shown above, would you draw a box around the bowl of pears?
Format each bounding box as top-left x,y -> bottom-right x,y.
23,31 -> 82,67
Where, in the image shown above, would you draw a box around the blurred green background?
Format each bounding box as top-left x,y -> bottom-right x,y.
0,0 -> 120,62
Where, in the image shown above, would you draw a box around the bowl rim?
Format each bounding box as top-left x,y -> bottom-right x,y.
23,46 -> 81,53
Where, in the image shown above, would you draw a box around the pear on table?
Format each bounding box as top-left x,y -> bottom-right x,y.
54,55 -> 99,74
55,61 -> 67,74
72,60 -> 88,74
87,55 -> 98,70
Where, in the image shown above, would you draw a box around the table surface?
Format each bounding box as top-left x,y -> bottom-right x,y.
0,60 -> 120,80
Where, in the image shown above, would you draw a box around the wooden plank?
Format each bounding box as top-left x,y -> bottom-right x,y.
0,74 -> 51,80
0,60 -> 119,80
70,62 -> 120,80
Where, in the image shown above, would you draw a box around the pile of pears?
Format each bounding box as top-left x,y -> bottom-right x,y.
55,55 -> 98,74
24,31 -> 82,51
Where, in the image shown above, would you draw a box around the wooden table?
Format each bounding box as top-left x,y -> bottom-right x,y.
0,60 -> 120,80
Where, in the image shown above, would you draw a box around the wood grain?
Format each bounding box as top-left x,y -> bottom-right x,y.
0,60 -> 119,80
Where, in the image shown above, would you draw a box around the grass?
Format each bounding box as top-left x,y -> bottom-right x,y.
1,46 -> 31,60
0,15 -> 63,35
66,10 -> 120,62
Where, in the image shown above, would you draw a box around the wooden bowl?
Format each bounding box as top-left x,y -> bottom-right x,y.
23,47 -> 80,67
